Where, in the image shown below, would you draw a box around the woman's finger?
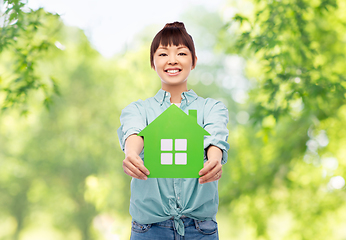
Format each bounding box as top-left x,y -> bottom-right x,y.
199,162 -> 222,184
123,156 -> 148,180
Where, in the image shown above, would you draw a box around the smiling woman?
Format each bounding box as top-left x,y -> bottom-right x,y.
150,22 -> 196,69
153,44 -> 196,97
150,22 -> 198,102
117,21 -> 230,240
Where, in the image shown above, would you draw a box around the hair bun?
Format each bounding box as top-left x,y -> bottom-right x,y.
164,22 -> 185,29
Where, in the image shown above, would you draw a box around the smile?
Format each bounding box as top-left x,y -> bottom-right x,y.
164,68 -> 181,73
164,68 -> 182,75
166,69 -> 180,73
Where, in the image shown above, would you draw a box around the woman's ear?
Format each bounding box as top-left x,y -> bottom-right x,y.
191,56 -> 198,70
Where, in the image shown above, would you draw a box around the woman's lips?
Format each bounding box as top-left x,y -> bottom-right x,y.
165,68 -> 181,76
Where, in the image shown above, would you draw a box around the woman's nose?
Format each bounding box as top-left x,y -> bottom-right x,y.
168,55 -> 178,65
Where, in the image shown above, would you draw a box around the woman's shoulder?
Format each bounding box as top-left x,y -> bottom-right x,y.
123,95 -> 158,111
196,96 -> 227,110
123,99 -> 144,109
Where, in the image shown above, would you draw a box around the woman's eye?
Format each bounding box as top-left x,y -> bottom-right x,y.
178,52 -> 187,56
159,53 -> 167,56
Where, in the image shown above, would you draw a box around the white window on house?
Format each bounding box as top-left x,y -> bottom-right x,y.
175,153 -> 187,165
161,139 -> 173,151
160,139 -> 187,165
161,153 -> 173,165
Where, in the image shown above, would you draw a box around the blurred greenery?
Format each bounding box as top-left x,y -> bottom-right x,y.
0,0 -> 346,239
0,0 -> 60,113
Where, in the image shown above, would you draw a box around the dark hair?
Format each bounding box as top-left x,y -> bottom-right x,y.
150,22 -> 196,69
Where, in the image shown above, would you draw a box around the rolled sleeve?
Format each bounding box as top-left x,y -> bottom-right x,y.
203,99 -> 230,164
117,101 -> 146,151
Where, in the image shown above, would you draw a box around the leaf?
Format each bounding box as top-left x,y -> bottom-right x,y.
50,77 -> 61,96
233,14 -> 249,25
44,97 -> 53,110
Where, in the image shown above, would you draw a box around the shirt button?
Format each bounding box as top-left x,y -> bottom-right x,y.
177,197 -> 180,200
166,93 -> 169,96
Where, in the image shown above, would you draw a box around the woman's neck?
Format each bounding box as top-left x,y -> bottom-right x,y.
161,84 -> 188,103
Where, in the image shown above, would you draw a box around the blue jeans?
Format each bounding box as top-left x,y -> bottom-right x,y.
130,217 -> 219,240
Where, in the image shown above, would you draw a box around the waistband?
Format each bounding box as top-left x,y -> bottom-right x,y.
154,216 -> 194,229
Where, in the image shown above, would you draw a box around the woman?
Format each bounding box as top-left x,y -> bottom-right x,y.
117,21 -> 229,239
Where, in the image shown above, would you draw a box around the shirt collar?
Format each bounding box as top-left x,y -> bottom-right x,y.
154,89 -> 198,106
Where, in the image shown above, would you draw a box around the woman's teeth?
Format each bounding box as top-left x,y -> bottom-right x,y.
167,70 -> 179,73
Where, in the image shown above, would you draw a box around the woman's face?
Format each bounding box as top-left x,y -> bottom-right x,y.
153,44 -> 196,89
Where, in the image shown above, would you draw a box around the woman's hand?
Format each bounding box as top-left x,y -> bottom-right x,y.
198,158 -> 222,184
198,145 -> 223,184
123,151 -> 150,180
123,134 -> 149,180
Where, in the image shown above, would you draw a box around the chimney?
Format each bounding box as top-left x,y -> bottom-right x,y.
189,109 -> 197,121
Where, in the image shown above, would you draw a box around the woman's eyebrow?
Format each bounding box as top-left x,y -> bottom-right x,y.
157,46 -> 187,50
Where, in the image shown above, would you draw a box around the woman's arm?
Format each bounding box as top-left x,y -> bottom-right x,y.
123,134 -> 150,180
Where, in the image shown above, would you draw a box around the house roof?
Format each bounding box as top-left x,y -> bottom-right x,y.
138,104 -> 210,137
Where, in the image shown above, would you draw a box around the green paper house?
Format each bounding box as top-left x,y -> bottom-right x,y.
138,104 -> 210,178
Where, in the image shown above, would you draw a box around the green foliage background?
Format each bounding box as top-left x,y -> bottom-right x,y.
1,0 -> 346,239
